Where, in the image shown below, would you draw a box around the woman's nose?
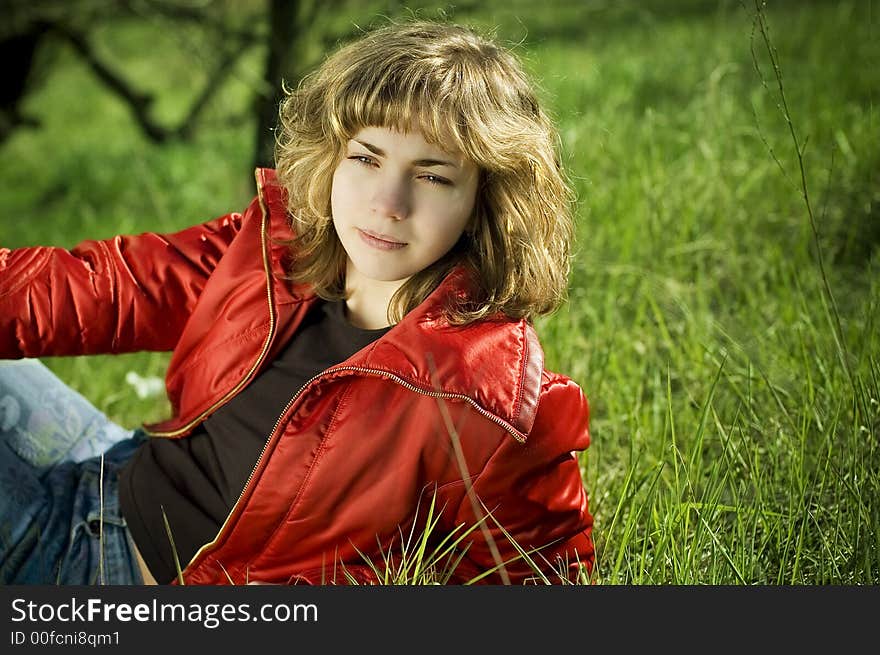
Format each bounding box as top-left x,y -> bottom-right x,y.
370,176 -> 410,220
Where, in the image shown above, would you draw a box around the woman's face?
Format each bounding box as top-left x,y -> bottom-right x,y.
330,126 -> 479,288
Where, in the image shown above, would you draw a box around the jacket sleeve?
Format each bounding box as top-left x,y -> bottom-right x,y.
449,374 -> 595,585
0,212 -> 243,358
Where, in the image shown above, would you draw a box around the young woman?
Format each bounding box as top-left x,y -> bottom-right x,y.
0,20 -> 594,585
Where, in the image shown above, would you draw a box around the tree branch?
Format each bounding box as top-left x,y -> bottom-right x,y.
55,23 -> 171,142
123,0 -> 264,46
175,44 -> 246,139
55,22 -> 255,143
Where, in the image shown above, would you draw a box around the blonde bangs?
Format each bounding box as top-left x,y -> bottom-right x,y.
323,55 -> 471,164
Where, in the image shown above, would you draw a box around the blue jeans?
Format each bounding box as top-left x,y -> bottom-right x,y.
0,359 -> 145,584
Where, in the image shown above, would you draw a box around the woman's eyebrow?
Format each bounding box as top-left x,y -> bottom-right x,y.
413,158 -> 458,168
351,139 -> 458,168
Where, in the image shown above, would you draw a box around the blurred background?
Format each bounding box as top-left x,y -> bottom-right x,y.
1,0 -> 877,583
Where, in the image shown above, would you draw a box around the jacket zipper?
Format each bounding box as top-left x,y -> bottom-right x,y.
182,362 -> 527,580
144,173 -> 276,439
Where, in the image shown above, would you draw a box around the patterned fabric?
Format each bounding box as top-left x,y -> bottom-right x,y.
0,359 -> 144,584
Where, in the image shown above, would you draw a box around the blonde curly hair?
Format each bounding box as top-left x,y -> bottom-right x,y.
274,20 -> 574,325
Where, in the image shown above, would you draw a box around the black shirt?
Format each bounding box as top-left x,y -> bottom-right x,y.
118,300 -> 391,583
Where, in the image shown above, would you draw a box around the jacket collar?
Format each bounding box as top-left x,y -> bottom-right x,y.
257,168 -> 543,440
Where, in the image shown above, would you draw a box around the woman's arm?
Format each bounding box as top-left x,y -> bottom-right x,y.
0,212 -> 243,358
448,374 -> 595,584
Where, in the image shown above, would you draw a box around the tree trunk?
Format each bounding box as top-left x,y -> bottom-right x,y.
253,0 -> 302,170
0,24 -> 47,142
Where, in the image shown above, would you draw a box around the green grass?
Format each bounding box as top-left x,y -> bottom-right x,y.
1,0 -> 876,584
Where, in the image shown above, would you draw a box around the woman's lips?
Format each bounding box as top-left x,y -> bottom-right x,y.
357,229 -> 408,251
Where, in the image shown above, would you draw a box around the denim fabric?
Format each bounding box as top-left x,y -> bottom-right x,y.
0,359 -> 145,584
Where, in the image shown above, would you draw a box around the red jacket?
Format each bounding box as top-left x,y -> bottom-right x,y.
0,169 -> 594,584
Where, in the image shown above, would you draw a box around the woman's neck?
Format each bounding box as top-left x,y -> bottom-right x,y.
343,266 -> 406,330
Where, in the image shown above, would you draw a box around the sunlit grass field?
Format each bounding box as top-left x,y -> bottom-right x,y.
1,0 -> 877,584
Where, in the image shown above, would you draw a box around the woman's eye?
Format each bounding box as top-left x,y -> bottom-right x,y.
421,174 -> 452,186
350,155 -> 376,166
